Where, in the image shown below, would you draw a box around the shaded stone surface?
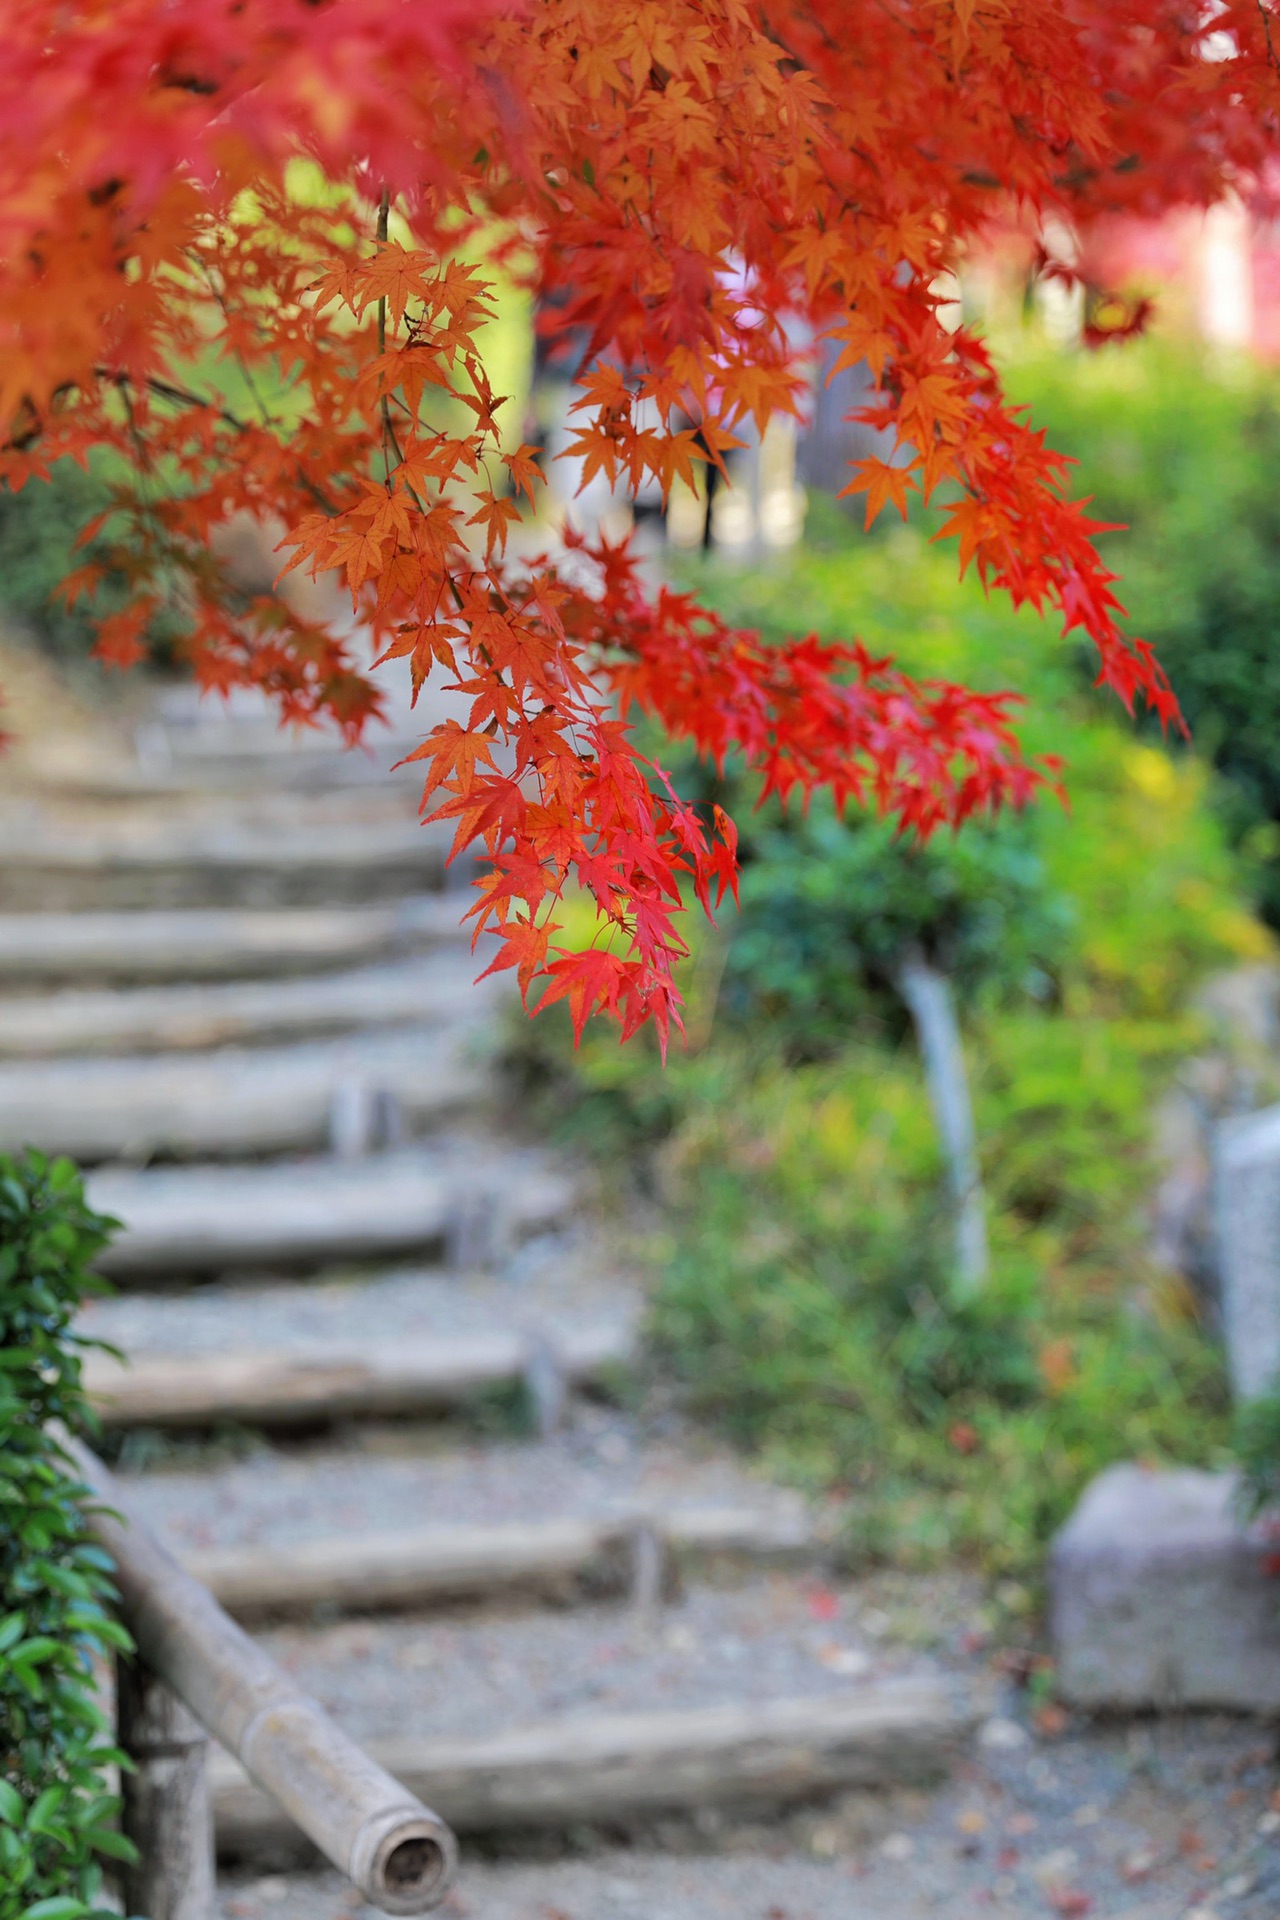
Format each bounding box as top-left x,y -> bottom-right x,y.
1051,1462 -> 1280,1711
1216,1101 -> 1280,1402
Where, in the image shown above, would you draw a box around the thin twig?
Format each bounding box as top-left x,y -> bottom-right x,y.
103,369 -> 340,518
377,187 -> 395,483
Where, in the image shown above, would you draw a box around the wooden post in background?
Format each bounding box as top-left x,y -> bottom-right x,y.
118,1657 -> 215,1920
896,950 -> 990,1297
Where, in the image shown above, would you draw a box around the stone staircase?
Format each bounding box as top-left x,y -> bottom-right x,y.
1,686 -> 975,1916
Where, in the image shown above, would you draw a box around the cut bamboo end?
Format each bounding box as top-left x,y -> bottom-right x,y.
63,1436 -> 458,1913
350,1808 -> 454,1917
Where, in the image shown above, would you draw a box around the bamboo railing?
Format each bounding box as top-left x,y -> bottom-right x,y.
64,1436 -> 457,1919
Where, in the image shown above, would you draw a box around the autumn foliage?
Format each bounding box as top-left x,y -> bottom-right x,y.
2,2 -> 1278,1042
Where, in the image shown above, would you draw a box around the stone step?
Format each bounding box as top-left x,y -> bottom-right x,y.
1050,1462 -> 1280,1713
73,1375 -> 801,1567
88,1146 -> 577,1277
0,953 -> 502,1057
0,1026 -> 492,1162
0,899 -> 467,985
212,1681 -> 967,1852
26,731 -> 426,798
203,1563 -> 972,1849
0,818 -> 451,909
84,1319 -> 634,1429
180,1507 -> 817,1618
77,1242 -> 631,1360
212,1709 -> 1280,1920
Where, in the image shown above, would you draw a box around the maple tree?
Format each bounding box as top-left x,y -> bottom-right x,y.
3,1 -> 1278,1047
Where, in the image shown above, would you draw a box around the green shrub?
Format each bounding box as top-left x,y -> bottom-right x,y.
1005,342 -> 1280,925
718,801 -> 1068,1055
0,465 -> 120,660
0,1151 -> 135,1920
1234,1391 -> 1280,1519
507,528 -> 1260,1573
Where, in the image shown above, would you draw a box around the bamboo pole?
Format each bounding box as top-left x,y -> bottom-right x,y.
66,1437 -> 457,1914
210,1681 -> 968,1847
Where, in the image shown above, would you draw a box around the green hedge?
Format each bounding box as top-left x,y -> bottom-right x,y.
0,1152 -> 135,1920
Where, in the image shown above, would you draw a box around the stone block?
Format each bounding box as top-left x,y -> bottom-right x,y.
1215,1102 -> 1280,1402
1050,1462 -> 1280,1712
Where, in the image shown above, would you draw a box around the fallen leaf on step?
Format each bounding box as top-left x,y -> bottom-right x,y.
816,1642 -> 870,1676
1034,1702 -> 1069,1739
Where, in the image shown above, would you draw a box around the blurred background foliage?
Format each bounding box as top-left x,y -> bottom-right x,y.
1006,341 -> 1280,926
506,351 -> 1278,1570
0,241 -> 533,670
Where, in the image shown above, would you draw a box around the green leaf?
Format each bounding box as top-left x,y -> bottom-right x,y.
12,1637 -> 64,1668
26,1785 -> 66,1835
70,1547 -> 116,1575
0,1149 -> 125,1914
82,1827 -> 138,1864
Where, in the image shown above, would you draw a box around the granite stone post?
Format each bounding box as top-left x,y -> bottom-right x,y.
1214,1102 -> 1280,1403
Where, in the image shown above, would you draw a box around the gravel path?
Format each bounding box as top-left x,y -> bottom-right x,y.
244,1569 -> 960,1742
218,1708 -> 1280,1920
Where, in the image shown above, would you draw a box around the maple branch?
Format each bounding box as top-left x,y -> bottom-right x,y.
127,372 -> 250,435
184,249 -> 279,430
377,186 -> 394,484
1257,0 -> 1280,72
104,371 -> 341,519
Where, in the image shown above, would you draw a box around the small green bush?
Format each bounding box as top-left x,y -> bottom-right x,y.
1234,1391 -> 1280,1519
718,801 -> 1068,1056
506,526 -> 1259,1574
0,1151 -> 135,1920
0,466 -> 119,660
